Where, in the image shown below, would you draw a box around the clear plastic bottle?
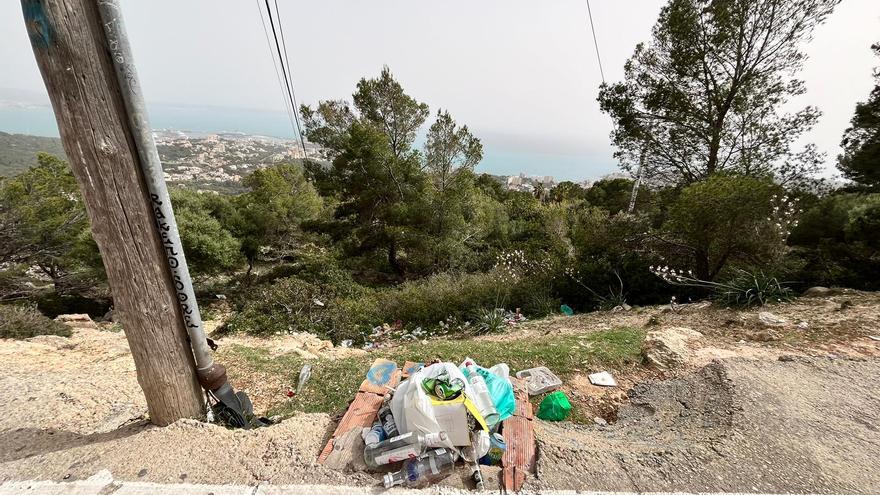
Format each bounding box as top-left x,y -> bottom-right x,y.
464,363 -> 500,427
383,448 -> 456,488
364,431 -> 448,468
361,420 -> 386,447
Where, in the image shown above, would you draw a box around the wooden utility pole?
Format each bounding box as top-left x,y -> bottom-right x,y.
22,0 -> 204,424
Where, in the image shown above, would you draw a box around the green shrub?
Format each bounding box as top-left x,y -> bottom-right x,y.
713,270 -> 794,306
788,193 -> 880,290
377,269 -> 552,330
225,276 -> 378,342
0,304 -> 72,339
474,307 -> 507,334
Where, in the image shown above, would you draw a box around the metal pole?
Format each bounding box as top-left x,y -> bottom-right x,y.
95,1 -> 212,372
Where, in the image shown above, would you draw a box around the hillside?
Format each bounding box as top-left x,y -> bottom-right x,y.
0,132 -> 66,177
0,131 -> 320,192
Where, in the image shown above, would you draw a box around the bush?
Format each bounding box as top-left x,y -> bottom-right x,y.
0,304 -> 72,339
225,275 -> 379,342
377,269 -> 553,330
788,193 -> 880,290
713,270 -> 794,306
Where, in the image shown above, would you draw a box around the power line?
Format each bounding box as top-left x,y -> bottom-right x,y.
272,0 -> 308,159
586,0 -> 606,85
256,1 -> 298,141
256,0 -> 308,158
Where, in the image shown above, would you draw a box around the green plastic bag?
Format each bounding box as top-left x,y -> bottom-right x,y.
537,391 -> 571,421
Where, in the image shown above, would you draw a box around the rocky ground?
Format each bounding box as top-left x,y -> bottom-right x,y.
1,291 -> 879,493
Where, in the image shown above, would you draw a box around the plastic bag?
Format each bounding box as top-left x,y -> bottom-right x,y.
390,363 -> 469,449
460,358 -> 516,423
537,391 -> 572,421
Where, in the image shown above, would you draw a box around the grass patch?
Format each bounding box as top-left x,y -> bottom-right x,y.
223,326 -> 646,422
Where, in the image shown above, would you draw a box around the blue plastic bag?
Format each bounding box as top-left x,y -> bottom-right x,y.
461,361 -> 516,422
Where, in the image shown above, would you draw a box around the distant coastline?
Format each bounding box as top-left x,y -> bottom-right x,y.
0,104 -> 616,182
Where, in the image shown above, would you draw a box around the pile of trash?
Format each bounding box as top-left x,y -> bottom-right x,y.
360,358 -> 517,489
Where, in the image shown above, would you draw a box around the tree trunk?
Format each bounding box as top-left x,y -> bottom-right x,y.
22,0 -> 204,424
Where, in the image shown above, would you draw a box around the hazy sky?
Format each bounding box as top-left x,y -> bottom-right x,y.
2,0 -> 879,180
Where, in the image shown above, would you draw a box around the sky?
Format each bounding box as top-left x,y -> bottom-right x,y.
1,0 -> 879,181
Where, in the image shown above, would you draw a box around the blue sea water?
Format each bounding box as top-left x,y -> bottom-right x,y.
0,104 -> 612,181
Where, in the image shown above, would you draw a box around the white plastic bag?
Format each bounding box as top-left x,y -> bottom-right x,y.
389,363 -> 469,449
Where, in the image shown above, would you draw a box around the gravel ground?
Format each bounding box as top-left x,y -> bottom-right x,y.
535,357 -> 880,494
1,294 -> 879,493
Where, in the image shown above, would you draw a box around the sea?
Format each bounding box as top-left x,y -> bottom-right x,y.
0,103 -> 612,181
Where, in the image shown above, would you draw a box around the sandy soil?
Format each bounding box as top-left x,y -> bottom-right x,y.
1,292 -> 879,493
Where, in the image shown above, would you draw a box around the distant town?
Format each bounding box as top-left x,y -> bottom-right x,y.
152,129 -> 625,193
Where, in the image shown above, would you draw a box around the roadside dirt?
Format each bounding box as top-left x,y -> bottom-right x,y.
1,292 -> 879,493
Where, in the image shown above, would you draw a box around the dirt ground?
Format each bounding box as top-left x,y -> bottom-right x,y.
1,291 -> 879,493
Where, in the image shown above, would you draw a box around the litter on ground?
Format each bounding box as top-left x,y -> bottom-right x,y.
318,356 -> 547,490
588,370 -> 618,387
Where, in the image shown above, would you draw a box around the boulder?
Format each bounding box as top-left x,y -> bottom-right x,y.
642,327 -> 703,369
54,313 -> 98,330
757,312 -> 788,327
803,286 -> 832,297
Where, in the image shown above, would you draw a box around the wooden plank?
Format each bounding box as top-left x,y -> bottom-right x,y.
358,358 -> 401,394
318,392 -> 384,463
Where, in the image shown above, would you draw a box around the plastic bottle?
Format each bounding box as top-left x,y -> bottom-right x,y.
364,431 -> 448,468
295,364 -> 312,395
464,363 -> 500,427
361,421 -> 386,447
383,448 -> 456,488
377,397 -> 399,438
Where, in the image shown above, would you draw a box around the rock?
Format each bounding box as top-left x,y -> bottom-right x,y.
54,314 -> 98,330
643,327 -> 703,370
757,312 -> 788,327
753,330 -> 781,342
803,286 -> 832,297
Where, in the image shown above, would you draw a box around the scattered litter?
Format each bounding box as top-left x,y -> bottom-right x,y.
313,298 -> 325,307
593,417 -> 608,426
340,339 -> 353,348
560,304 -> 574,316
797,321 -> 809,329
383,447 -> 455,488
285,388 -> 294,398
537,391 -> 572,421
870,336 -> 880,342
295,364 -> 312,395
516,366 -> 562,395
215,294 -> 227,300
479,431 -> 506,466
589,371 -> 618,387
